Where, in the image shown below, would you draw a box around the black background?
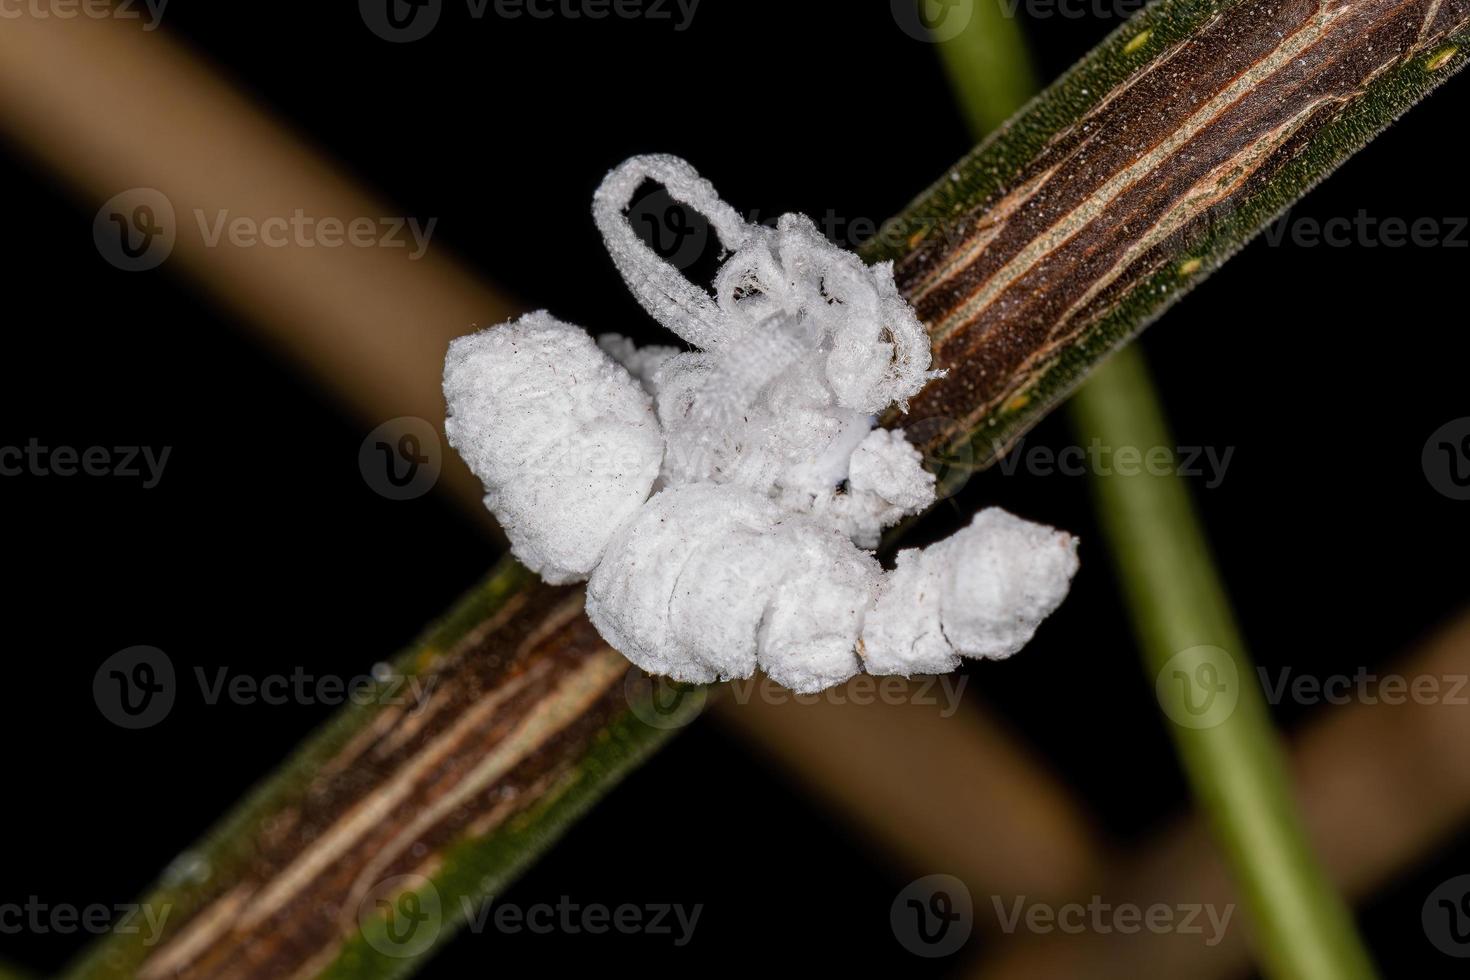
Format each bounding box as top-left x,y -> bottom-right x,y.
1,1 -> 1467,976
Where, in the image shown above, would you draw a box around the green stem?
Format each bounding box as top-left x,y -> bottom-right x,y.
1070,351 -> 1377,979
932,0 -> 1037,134
934,7 -> 1378,977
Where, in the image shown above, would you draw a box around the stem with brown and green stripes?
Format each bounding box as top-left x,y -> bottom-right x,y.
936,7 -> 1378,979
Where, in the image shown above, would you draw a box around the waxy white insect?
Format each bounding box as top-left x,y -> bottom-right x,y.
445,155 -> 1079,693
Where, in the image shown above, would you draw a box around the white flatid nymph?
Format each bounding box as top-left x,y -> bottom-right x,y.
444,155 -> 1078,693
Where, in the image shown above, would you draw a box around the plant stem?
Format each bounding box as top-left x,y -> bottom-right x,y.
1070,351 -> 1378,979
870,0 -> 1470,469
935,7 -> 1379,977
931,0 -> 1037,135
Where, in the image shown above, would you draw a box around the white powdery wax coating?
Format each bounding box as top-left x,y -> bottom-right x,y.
443,155 -> 1082,694
588,483 -> 880,692
848,428 -> 936,513
443,311 -> 663,585
861,508 -> 1080,677
756,520 -> 878,693
594,159 -> 938,501
860,547 -> 956,676
587,484 -> 783,683
669,524 -> 793,682
596,334 -> 680,395
940,508 -> 1081,660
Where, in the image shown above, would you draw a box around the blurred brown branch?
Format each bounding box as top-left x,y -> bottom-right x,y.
0,8 -> 513,513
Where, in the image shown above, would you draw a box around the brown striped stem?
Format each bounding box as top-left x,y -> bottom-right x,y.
71,560 -> 701,980
871,0 -> 1470,466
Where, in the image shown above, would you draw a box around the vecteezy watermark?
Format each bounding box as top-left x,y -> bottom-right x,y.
357,874 -> 702,958
93,646 -> 176,730
623,192 -> 967,273
359,417 -> 442,501
94,188 -> 176,272
359,0 -> 700,43
905,416 -> 977,502
1264,208 -> 1470,248
991,895 -> 1235,946
1156,647 -> 1470,729
994,437 -> 1235,488
1424,874 -> 1470,958
997,0 -> 1151,17
194,210 -> 436,258
93,647 -> 437,729
725,673 -> 970,717
893,0 -> 1157,40
628,187 -> 710,272
891,874 -> 974,957
358,875 -> 443,958
0,0 -> 168,30
0,897 -> 172,946
1258,667 -> 1470,707
460,895 -> 702,945
1155,645 -> 1240,730
0,439 -> 171,488
625,669 -> 971,731
624,666 -> 708,730
94,188 -> 437,272
1424,418 -> 1470,501
486,407 -> 974,505
892,0 -> 974,42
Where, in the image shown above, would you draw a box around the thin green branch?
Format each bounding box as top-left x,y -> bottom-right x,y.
1070,351 -> 1378,979
932,0 -> 1037,134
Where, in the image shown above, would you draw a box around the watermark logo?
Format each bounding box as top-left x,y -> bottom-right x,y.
360,417 -> 442,500
94,188 -> 176,272
996,0 -> 1151,18
1,0 -> 168,31
0,897 -> 172,945
194,210 -> 436,258
359,0 -> 443,42
0,440 -> 171,488
724,673 -> 969,717
1424,418 -> 1470,501
94,188 -> 437,271
1423,874 -> 1470,958
94,649 -> 437,728
358,874 -> 442,958
891,874 -> 973,957
1156,645 -> 1239,729
460,894 -> 702,943
905,416 -> 977,502
1264,208 -> 1468,249
992,895 -> 1234,945
994,437 -> 1235,489
93,646 -> 175,730
1258,667 -> 1468,707
629,187 -> 710,272
624,665 -> 707,730
892,0 -> 975,43
361,0 -> 699,41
